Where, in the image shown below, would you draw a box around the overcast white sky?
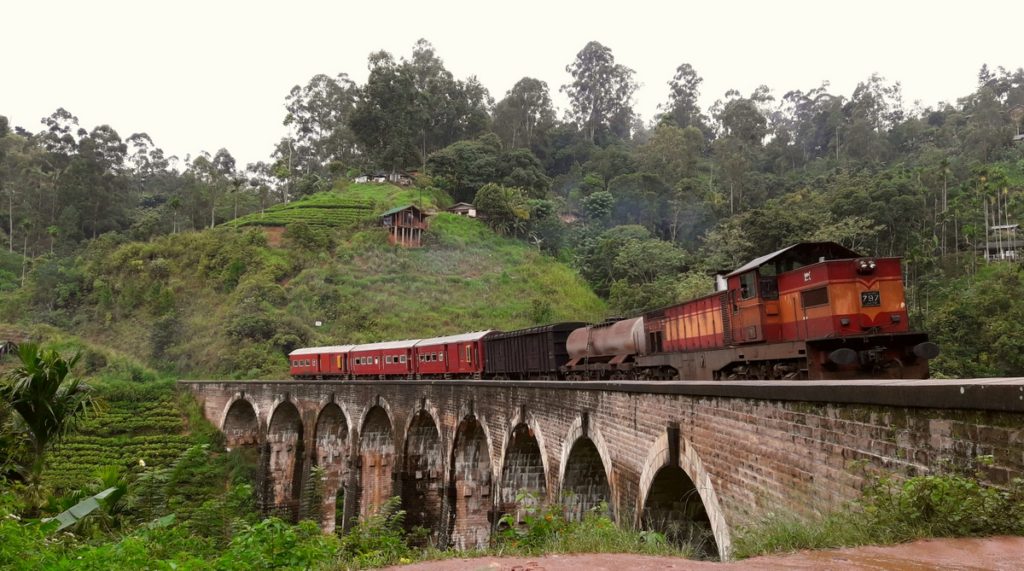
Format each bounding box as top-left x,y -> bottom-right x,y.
3,0 -> 1022,166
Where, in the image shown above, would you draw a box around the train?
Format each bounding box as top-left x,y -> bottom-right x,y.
289,242 -> 940,381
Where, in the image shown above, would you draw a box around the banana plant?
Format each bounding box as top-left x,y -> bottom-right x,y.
43,486 -> 118,533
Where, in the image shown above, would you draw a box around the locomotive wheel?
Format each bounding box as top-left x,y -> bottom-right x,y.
610,371 -> 629,381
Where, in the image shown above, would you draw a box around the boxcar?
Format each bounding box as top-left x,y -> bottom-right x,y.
484,322 -> 585,379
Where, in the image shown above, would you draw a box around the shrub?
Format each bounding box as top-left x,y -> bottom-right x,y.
339,496 -> 417,568
732,473 -> 1024,559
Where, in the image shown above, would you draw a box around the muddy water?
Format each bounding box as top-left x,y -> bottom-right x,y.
382,536 -> 1024,570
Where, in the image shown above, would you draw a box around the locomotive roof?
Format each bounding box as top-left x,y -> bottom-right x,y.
416,330 -> 493,346
727,242 -> 862,277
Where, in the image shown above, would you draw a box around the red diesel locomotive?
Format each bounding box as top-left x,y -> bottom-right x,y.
290,242 -> 939,381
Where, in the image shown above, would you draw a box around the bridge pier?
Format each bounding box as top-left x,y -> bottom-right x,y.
357,404 -> 396,520
401,406 -> 444,545
184,378 -> 1024,561
447,413 -> 494,550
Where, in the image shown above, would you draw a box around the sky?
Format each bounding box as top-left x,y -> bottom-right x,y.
3,0 -> 1023,167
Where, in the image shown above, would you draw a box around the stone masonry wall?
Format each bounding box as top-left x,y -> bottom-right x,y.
184,379 -> 1024,559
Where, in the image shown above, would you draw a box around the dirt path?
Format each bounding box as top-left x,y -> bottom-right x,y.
382,536 -> 1024,570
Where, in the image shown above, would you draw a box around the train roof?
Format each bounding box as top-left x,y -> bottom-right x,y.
416,330 -> 493,346
727,242 -> 862,277
289,345 -> 356,356
352,339 -> 422,351
488,322 -> 586,339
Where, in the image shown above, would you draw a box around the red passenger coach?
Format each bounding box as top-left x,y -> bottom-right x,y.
289,345 -> 356,379
414,331 -> 492,379
350,339 -> 419,379
289,347 -> 323,379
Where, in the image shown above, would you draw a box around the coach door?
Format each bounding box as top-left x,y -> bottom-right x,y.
730,271 -> 765,343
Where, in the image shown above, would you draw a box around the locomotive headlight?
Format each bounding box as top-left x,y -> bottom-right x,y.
856,258 -> 877,274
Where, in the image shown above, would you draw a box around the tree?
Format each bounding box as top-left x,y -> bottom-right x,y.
283,73 -> 359,176
350,51 -> 422,171
493,77 -> 556,149
425,136 -> 548,203
607,238 -> 689,313
711,89 -> 770,212
408,39 -> 491,162
352,41 -> 491,173
659,63 -> 711,136
842,74 -> 902,163
607,172 -> 672,234
1,343 -> 93,487
637,124 -> 704,187
562,41 -> 638,143
474,183 -> 530,236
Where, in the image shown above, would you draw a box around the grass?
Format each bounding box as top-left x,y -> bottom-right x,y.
288,213 -> 606,344
731,473 -> 1024,559
225,183 -> 452,229
11,197 -> 605,377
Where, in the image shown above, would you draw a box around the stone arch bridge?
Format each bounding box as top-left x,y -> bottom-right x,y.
181,379 -> 1024,560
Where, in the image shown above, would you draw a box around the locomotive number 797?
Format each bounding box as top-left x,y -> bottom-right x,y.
860,291 -> 881,307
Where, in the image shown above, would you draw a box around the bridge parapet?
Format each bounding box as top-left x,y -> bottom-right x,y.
180,378 -> 1024,560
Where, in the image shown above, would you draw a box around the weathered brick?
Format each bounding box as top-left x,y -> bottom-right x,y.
183,380 -> 1024,560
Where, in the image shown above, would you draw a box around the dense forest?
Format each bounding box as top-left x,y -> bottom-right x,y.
2,39 -> 1024,376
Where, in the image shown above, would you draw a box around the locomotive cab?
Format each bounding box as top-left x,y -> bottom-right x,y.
723,242 -> 937,378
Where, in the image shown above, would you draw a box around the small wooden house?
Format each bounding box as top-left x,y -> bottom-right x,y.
446,202 -> 477,218
380,204 -> 426,247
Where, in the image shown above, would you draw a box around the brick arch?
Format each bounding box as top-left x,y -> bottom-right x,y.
447,414 -> 494,550
357,404 -> 396,517
356,396 -> 396,437
219,394 -> 264,447
266,399 -> 305,520
558,415 -> 615,521
637,431 -> 732,560
314,401 -> 349,534
497,411 -> 549,520
313,393 -> 356,437
498,409 -> 551,490
401,404 -> 445,545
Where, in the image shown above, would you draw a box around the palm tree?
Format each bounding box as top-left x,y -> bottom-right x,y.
1,343 -> 93,486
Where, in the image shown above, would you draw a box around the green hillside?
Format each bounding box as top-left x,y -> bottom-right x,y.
4,185 -> 605,377
225,182 -> 450,229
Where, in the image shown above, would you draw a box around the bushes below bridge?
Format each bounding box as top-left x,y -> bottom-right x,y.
733,472 -> 1024,558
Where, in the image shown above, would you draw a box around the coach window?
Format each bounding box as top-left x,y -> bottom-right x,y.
374,357 -> 379,365
739,272 -> 757,300
400,355 -> 407,363
385,356 -> 392,364
439,352 -> 444,361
